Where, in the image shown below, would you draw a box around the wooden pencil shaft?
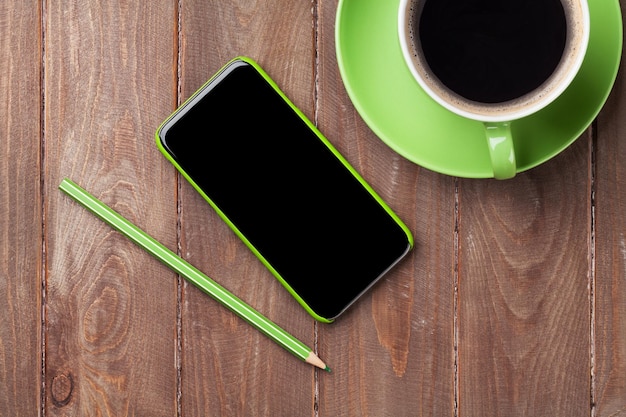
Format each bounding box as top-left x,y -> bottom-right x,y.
58,178 -> 322,367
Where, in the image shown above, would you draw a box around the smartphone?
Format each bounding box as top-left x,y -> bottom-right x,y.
156,57 -> 413,322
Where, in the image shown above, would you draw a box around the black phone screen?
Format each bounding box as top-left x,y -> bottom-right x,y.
158,59 -> 412,320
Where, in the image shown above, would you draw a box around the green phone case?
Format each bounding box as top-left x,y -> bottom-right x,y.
156,56 -> 413,322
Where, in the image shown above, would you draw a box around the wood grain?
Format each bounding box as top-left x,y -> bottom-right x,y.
0,2 -> 42,416
595,31 -> 626,416
458,136 -> 593,416
43,1 -> 178,415
317,1 -> 457,416
0,0 -> 624,416
177,1 -> 317,415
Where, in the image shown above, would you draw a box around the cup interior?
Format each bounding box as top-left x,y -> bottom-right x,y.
398,0 -> 590,122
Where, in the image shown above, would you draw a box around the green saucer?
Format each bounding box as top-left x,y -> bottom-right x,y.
336,0 -> 623,178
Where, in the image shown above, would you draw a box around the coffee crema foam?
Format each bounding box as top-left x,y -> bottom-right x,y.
405,0 -> 587,119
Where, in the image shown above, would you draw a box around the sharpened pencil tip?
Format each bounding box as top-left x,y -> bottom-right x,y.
324,366 -> 331,373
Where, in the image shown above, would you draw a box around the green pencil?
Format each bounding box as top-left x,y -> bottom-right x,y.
59,178 -> 330,372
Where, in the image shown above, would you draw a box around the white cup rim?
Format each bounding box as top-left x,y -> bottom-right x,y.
398,0 -> 590,123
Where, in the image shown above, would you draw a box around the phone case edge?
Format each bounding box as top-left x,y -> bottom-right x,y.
155,56 -> 414,323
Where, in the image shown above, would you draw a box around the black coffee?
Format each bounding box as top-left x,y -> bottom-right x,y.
417,0 -> 567,103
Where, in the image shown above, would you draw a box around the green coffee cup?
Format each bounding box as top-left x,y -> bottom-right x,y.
398,0 -> 590,179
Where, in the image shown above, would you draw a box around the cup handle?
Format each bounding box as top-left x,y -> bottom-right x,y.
484,122 -> 516,179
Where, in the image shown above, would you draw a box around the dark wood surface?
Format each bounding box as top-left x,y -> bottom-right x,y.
1,1 -> 625,416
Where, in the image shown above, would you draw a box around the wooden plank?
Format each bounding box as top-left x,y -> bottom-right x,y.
177,1 -> 317,415
457,137 -> 592,416
0,2 -> 42,416
317,1 -> 457,416
594,45 -> 626,417
43,1 -> 178,415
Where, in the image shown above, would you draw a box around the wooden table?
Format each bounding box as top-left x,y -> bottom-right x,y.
2,1 -> 625,416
